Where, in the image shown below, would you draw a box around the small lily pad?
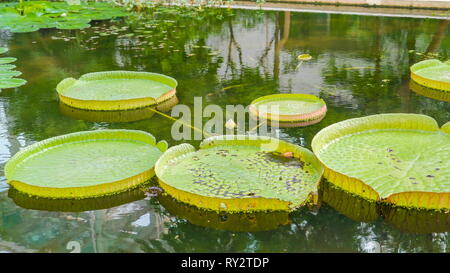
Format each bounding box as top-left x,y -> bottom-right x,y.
249,94 -> 327,127
56,71 -> 178,111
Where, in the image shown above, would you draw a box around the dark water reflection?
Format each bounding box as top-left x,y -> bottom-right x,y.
0,7 -> 449,252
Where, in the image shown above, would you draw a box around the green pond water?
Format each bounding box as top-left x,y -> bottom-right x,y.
0,6 -> 449,252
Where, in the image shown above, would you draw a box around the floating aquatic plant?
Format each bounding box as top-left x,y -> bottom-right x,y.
155,135 -> 324,212
410,59 -> 450,91
0,47 -> 26,89
321,179 -> 449,233
0,1 -> 128,33
296,53 -> 312,70
5,130 -> 168,199
56,71 -> 178,111
297,54 -> 312,61
158,192 -> 291,232
249,94 -> 327,127
312,113 -> 450,210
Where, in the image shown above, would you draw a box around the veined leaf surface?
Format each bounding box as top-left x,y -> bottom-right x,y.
312,113 -> 450,209
155,135 -> 323,212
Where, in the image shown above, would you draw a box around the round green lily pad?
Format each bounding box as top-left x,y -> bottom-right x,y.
249,94 -> 327,127
155,135 -> 324,212
5,130 -> 168,199
56,71 -> 178,110
59,94 -> 178,123
312,113 -> 450,210
410,59 -> 450,91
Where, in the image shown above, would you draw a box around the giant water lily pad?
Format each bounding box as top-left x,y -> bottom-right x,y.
0,47 -> 26,90
409,79 -> 450,102
158,193 -> 291,232
5,130 -> 168,199
56,71 -> 178,111
312,114 -> 450,210
410,59 -> 450,91
155,135 -> 324,212
249,94 -> 327,127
